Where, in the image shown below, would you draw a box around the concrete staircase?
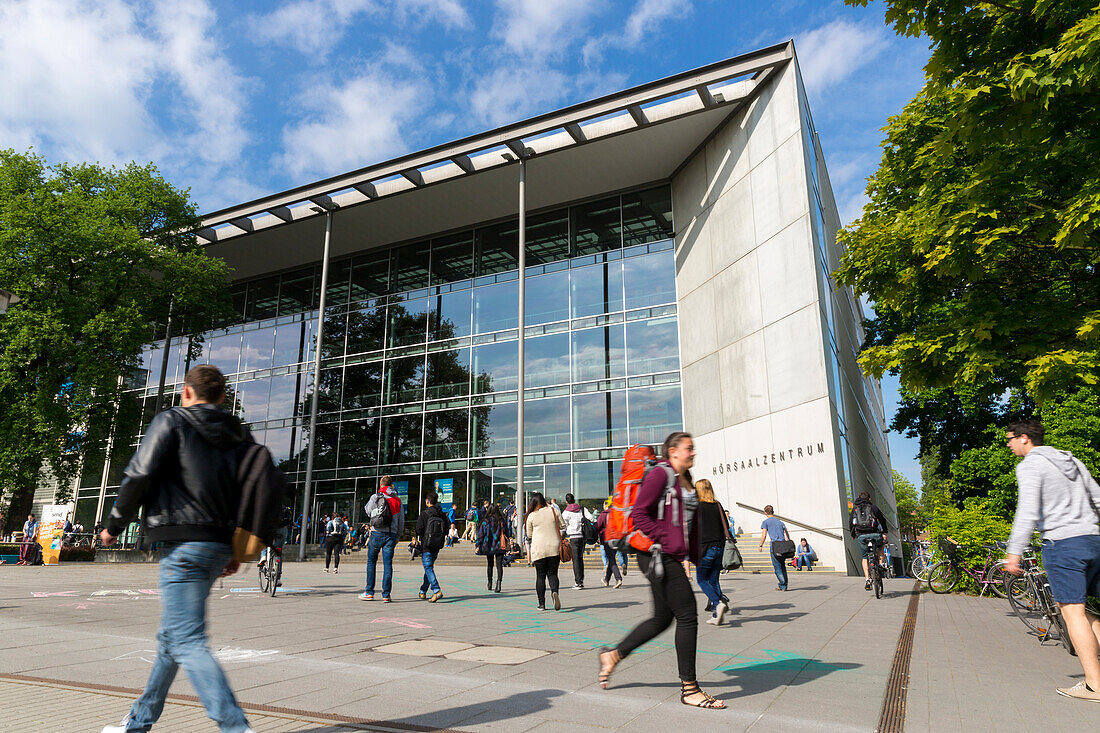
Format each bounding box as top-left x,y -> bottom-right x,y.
294,533 -> 846,573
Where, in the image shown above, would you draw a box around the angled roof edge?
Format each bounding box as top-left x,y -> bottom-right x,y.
197,40 -> 795,244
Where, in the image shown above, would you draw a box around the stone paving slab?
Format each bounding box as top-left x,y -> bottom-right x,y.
2,561 -> 1097,731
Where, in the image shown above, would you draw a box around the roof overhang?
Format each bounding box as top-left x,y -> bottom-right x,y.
200,41 -> 794,280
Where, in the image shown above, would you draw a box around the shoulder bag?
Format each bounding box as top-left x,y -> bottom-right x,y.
554,509 -> 572,563
717,502 -> 742,570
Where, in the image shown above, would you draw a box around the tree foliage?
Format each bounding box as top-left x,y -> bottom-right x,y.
0,150 -> 229,531
892,469 -> 927,538
839,1 -> 1100,404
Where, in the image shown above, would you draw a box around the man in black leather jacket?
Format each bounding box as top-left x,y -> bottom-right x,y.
99,365 -> 254,733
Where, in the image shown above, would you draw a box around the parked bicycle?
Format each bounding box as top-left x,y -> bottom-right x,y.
925,539 -> 1013,597
910,540 -> 937,580
258,546 -> 282,597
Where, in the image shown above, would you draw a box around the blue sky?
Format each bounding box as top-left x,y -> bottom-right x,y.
0,0 -> 929,485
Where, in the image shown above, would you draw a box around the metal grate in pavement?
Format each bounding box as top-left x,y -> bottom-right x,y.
876,581 -> 921,733
0,674 -> 467,732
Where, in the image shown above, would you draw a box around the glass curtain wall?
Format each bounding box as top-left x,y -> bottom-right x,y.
78,185 -> 683,529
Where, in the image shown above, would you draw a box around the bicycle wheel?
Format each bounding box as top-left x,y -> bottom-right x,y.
1006,576 -> 1045,636
1053,609 -> 1076,656
270,555 -> 281,597
926,561 -> 958,594
983,564 -> 1010,599
258,560 -> 270,593
874,568 -> 883,599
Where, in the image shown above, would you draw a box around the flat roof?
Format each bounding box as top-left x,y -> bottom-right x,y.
202,41 -> 794,280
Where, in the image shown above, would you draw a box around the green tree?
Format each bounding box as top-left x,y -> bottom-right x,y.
0,150 -> 229,532
839,1 -> 1100,403
892,469 -> 926,539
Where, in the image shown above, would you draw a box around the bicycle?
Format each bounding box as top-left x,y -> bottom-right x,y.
864,536 -> 884,599
925,540 -> 1013,597
1006,553 -> 1100,654
909,540 -> 936,580
258,546 -> 282,597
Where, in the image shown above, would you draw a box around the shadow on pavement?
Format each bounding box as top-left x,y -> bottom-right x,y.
718,657 -> 862,699
727,612 -> 808,626
380,687 -> 567,729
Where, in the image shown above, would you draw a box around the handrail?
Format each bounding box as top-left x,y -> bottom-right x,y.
735,502 -> 844,541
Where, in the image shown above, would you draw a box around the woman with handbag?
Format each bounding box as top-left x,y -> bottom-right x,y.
758,505 -> 793,591
477,504 -> 512,592
597,432 -> 726,710
694,480 -> 732,625
524,492 -> 567,611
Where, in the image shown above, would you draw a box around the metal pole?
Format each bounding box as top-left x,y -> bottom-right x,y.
515,158 -> 527,547
299,210 -> 334,561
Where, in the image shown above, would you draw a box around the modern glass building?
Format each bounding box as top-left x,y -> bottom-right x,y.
72,42 -> 893,574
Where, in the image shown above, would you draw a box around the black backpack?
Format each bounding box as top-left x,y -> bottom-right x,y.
853,503 -> 879,533
425,512 -> 447,551
581,515 -> 598,545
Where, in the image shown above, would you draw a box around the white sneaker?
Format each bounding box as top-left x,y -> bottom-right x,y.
100,715 -> 130,733
572,584 -> 582,590
333,568 -> 339,574
714,601 -> 728,625
614,579 -> 623,589
323,568 -> 329,573
705,615 -> 719,626
358,592 -> 373,601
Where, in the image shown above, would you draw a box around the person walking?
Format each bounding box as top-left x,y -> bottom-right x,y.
359,476 -> 404,602
795,538 -> 816,571
525,492 -> 566,611
596,501 -> 622,588
758,505 -> 792,591
98,365 -> 257,733
597,432 -> 725,710
561,495 -> 586,589
477,503 -> 511,592
1003,419 -> 1100,701
462,505 -> 479,541
694,480 -> 733,625
414,491 -> 449,602
323,514 -> 347,573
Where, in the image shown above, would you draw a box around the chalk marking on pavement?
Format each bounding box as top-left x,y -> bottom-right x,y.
230,587 -> 314,594
369,617 -> 432,629
108,647 -> 280,664
31,591 -> 79,598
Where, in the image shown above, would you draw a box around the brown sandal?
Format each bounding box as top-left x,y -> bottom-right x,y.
680,681 -> 725,709
597,647 -> 620,689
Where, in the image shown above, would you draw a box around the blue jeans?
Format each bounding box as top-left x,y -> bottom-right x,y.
770,548 -> 789,590
126,543 -> 250,732
600,544 -> 628,571
696,544 -> 724,609
796,553 -> 814,569
365,532 -> 398,598
420,548 -> 441,593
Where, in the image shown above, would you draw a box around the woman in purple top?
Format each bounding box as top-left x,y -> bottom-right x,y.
596,432 -> 726,710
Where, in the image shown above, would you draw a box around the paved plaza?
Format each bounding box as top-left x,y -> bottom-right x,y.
1,561 -> 1097,732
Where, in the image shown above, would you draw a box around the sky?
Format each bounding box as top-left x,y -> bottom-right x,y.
0,0 -> 930,486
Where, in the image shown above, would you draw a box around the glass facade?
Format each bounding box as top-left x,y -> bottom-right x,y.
76,185 -> 682,527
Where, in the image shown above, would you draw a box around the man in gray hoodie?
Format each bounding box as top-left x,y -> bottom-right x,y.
1004,420 -> 1100,702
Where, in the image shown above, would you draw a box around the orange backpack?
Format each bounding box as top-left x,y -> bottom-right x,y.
605,444 -> 676,553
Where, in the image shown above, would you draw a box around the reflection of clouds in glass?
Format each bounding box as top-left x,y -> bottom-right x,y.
240,328 -> 275,372
624,251 -> 676,310
525,334 -> 569,388
626,318 -> 679,375
235,379 -> 270,423
273,322 -> 305,367
525,271 -> 569,325
472,342 -> 517,392
207,334 -> 241,374
572,391 -> 627,449
266,374 -> 301,420
628,385 -> 683,445
523,396 -> 570,453
474,403 -> 516,456
571,327 -> 625,382
571,262 -> 624,318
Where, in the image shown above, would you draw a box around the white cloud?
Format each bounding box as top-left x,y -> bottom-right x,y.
252,0 -> 470,57
0,0 -> 252,210
469,64 -> 571,128
583,0 -> 691,64
796,20 -> 889,98
279,60 -> 427,179
0,0 -> 163,165
492,0 -> 601,58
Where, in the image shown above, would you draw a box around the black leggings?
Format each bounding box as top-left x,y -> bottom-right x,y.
533,556 -> 561,605
486,554 -> 504,584
616,554 -> 697,681
569,538 -> 586,585
603,543 -> 622,583
324,537 -> 344,568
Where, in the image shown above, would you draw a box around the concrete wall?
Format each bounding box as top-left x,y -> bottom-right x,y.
671,61 -> 853,571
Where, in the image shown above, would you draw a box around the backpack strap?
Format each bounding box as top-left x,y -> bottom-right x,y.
655,464 -> 677,521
